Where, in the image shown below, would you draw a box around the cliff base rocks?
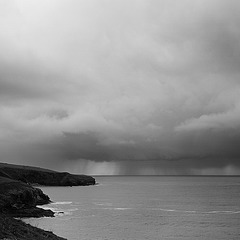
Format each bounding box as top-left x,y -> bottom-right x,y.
0,162 -> 96,239
0,176 -> 54,218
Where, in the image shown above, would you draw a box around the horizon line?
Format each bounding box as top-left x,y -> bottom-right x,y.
91,174 -> 240,177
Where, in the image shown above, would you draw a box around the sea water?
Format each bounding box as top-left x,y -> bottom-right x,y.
24,176 -> 240,240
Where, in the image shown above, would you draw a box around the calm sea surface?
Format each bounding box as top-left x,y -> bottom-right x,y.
24,176 -> 240,240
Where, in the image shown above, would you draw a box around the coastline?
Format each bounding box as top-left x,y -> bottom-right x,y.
0,177 -> 65,240
0,215 -> 67,240
0,163 -> 96,240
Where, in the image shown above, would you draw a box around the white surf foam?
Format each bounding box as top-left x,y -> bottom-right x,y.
51,201 -> 72,205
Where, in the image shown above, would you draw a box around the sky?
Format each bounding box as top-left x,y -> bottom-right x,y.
1,0 -> 240,175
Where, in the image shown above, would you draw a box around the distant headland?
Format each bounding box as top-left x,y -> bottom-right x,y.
0,162 -> 96,240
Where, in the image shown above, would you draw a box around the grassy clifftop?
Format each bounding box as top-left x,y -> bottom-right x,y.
0,162 -> 95,186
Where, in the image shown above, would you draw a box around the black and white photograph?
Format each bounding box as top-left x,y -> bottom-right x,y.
0,0 -> 240,239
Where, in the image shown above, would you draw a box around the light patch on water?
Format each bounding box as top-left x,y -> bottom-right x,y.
94,202 -> 113,206
51,201 -> 73,205
113,207 -> 132,210
152,208 -> 240,215
203,210 -> 240,214
102,207 -> 133,211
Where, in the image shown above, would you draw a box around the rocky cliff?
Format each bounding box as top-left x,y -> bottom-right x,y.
0,162 -> 96,239
0,162 -> 96,186
0,176 -> 54,218
0,176 -> 66,239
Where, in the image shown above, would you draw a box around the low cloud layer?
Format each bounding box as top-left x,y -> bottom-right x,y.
1,0 -> 240,174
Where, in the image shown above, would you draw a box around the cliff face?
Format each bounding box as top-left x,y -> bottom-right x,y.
0,163 -> 96,239
0,177 -> 54,218
0,163 -> 96,217
0,163 -> 96,186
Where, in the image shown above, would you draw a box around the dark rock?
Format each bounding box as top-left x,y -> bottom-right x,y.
0,177 -> 53,218
0,215 -> 67,240
0,162 -> 97,239
0,163 -> 96,186
5,207 -> 54,218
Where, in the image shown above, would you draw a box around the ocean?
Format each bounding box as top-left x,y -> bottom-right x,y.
24,176 -> 240,240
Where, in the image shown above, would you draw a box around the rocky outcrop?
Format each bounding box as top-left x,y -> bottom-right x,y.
0,162 -> 96,239
0,215 -> 67,240
0,177 -> 54,218
0,163 -> 96,186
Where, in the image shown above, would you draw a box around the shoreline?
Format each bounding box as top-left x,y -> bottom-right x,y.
0,177 -> 66,239
0,162 -> 96,239
0,214 -> 67,240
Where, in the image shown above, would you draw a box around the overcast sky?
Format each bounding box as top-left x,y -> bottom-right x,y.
1,0 -> 240,175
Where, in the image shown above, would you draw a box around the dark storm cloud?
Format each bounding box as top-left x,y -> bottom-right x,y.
1,0 -> 240,174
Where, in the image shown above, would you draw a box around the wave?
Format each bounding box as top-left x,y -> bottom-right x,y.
38,202 -> 79,216
91,205 -> 240,214
155,208 -> 196,213
153,208 -> 240,214
94,202 -> 113,206
101,207 -> 133,211
113,207 -> 132,210
202,210 -> 240,214
40,201 -> 240,215
38,206 -> 59,212
50,201 -> 72,205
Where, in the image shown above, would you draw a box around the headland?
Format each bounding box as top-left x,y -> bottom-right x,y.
0,162 -> 96,240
